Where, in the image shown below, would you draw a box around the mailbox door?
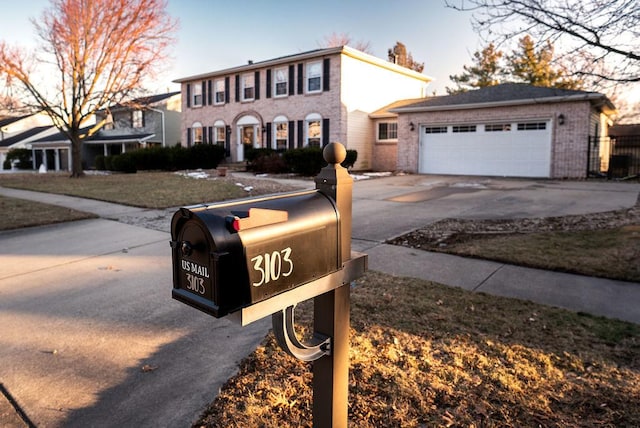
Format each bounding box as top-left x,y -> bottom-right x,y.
171,212 -> 249,317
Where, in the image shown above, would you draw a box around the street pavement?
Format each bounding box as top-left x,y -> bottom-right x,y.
1,173 -> 639,427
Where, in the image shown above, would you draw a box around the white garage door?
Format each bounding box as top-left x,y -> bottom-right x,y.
419,121 -> 551,177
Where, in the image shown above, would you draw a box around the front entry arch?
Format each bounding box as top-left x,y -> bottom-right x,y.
235,114 -> 260,162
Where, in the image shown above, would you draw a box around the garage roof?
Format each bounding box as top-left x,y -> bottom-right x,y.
390,83 -> 615,114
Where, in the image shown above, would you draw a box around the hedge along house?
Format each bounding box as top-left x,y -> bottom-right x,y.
388,83 -> 616,178
173,46 -> 431,170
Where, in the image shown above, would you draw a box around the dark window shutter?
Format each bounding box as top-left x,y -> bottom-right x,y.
201,81 -> 207,105
297,63 -> 303,94
235,75 -> 240,102
323,58 -> 330,91
187,127 -> 192,147
186,84 -> 191,108
297,120 -> 303,147
202,126 -> 208,144
288,120 -> 295,149
141,111 -> 145,127
266,122 -> 272,148
322,118 -> 330,147
224,77 -> 230,104
254,71 -> 260,100
208,126 -> 213,144
266,69 -> 272,98
225,125 -> 231,156
288,65 -> 295,95
207,80 -> 212,105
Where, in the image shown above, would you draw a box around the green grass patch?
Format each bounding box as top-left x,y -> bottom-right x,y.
435,227 -> 640,282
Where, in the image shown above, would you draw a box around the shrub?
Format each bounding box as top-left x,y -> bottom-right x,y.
189,143 -> 226,169
110,152 -> 137,173
95,155 -> 106,170
283,147 -> 325,176
342,150 -> 358,169
250,153 -> 289,174
102,144 -> 227,172
4,148 -> 32,169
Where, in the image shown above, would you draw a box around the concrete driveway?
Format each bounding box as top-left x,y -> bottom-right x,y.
351,175 -> 640,249
1,174 -> 638,427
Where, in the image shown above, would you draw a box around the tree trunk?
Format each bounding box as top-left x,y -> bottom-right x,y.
70,134 -> 85,178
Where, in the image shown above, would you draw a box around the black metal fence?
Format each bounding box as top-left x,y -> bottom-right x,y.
588,135 -> 640,179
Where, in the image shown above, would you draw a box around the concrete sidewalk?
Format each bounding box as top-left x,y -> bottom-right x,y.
363,243 -> 640,325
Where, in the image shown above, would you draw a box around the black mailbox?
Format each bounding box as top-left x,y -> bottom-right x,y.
170,189 -> 341,318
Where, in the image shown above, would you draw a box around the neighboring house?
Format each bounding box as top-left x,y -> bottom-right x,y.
30,91 -> 182,170
387,83 -> 616,178
173,46 -> 432,170
0,113 -> 56,168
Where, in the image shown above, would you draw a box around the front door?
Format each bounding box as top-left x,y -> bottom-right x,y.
237,125 -> 255,162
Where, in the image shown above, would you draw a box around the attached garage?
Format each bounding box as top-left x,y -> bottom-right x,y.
390,84 -> 616,179
419,120 -> 551,177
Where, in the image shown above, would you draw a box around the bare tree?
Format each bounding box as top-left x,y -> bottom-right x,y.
0,0 -> 177,177
319,32 -> 373,54
446,0 -> 639,84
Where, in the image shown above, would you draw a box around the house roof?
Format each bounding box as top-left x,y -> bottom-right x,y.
173,45 -> 431,83
97,91 -> 181,113
0,114 -> 32,128
369,98 -> 430,119
31,127 -> 155,145
0,126 -> 54,147
390,83 -> 616,114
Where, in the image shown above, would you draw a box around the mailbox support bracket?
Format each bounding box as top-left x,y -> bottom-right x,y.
272,305 -> 331,362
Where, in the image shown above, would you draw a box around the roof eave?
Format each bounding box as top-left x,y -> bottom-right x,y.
174,46 -> 432,84
391,93 -> 613,113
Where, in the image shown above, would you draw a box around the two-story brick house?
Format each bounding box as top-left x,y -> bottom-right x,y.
174,46 -> 431,170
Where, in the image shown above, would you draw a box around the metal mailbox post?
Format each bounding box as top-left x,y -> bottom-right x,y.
170,142 -> 366,427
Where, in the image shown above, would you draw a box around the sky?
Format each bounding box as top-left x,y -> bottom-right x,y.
0,0 -> 480,96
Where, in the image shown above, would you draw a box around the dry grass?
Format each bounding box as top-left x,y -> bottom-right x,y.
0,171 -> 299,209
196,271 -> 640,427
436,227 -> 640,282
0,195 -> 96,230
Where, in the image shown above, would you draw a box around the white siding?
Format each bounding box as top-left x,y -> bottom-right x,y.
340,54 -> 428,169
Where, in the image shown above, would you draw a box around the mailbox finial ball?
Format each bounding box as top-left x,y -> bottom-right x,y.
323,142 -> 346,165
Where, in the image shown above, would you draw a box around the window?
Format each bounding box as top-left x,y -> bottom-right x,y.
132,110 -> 143,128
214,79 -> 225,104
241,73 -> 255,101
452,125 -> 477,133
307,120 -> 321,147
424,126 -> 448,134
215,126 -> 225,145
274,67 -> 288,97
275,121 -> 288,150
192,122 -> 203,144
517,122 -> 547,131
192,83 -> 203,106
306,61 -> 322,93
378,122 -> 398,141
485,123 -> 511,132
